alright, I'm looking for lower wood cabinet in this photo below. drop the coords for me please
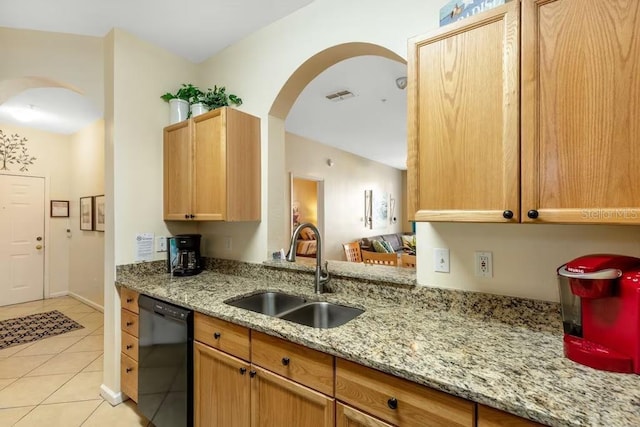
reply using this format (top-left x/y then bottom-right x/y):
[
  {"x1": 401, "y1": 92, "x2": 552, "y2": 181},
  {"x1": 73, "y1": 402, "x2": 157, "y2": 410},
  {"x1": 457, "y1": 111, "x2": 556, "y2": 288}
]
[
  {"x1": 336, "y1": 402, "x2": 393, "y2": 427},
  {"x1": 251, "y1": 365, "x2": 334, "y2": 427},
  {"x1": 194, "y1": 341, "x2": 250, "y2": 427},
  {"x1": 477, "y1": 405, "x2": 544, "y2": 427}
]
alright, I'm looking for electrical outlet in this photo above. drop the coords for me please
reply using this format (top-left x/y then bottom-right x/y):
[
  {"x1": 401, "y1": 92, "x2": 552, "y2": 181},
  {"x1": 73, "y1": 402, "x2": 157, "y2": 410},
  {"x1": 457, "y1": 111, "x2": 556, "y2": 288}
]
[
  {"x1": 156, "y1": 236, "x2": 167, "y2": 252},
  {"x1": 475, "y1": 251, "x2": 493, "y2": 278},
  {"x1": 434, "y1": 248, "x2": 450, "y2": 273},
  {"x1": 224, "y1": 236, "x2": 232, "y2": 251}
]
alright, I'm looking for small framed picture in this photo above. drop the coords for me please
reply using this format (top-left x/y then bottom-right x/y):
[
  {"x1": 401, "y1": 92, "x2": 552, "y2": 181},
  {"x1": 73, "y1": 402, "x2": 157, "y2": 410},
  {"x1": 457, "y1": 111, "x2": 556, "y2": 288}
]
[
  {"x1": 94, "y1": 195, "x2": 105, "y2": 232},
  {"x1": 50, "y1": 200, "x2": 69, "y2": 217},
  {"x1": 80, "y1": 197, "x2": 94, "y2": 231}
]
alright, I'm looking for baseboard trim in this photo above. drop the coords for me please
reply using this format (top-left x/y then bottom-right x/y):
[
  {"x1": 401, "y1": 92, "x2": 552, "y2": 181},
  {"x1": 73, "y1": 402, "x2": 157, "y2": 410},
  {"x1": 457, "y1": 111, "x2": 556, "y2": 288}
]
[
  {"x1": 48, "y1": 291, "x2": 69, "y2": 298},
  {"x1": 68, "y1": 292, "x2": 104, "y2": 312},
  {"x1": 100, "y1": 384, "x2": 127, "y2": 406}
]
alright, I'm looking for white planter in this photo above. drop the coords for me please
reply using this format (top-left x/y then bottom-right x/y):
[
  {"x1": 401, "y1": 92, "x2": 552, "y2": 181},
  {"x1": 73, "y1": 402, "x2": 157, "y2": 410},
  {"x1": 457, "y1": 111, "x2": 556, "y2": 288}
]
[
  {"x1": 169, "y1": 99, "x2": 189, "y2": 124},
  {"x1": 190, "y1": 102, "x2": 209, "y2": 117}
]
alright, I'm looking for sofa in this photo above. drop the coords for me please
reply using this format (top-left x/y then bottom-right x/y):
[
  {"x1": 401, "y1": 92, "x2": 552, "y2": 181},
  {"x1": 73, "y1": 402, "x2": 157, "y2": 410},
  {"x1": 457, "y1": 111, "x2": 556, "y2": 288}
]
[{"x1": 359, "y1": 233, "x2": 414, "y2": 254}]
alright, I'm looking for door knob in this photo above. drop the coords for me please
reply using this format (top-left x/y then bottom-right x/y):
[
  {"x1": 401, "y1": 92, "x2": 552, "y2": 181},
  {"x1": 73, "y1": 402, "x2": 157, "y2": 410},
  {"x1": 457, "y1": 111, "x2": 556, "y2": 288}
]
[
  {"x1": 502, "y1": 210, "x2": 513, "y2": 219},
  {"x1": 527, "y1": 209, "x2": 539, "y2": 219},
  {"x1": 36, "y1": 236, "x2": 42, "y2": 241},
  {"x1": 35, "y1": 245, "x2": 42, "y2": 250}
]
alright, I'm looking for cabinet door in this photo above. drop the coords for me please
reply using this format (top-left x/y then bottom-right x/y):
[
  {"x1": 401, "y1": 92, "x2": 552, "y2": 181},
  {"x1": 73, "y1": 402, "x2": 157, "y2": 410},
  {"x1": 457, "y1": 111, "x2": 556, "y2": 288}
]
[
  {"x1": 192, "y1": 109, "x2": 227, "y2": 221},
  {"x1": 250, "y1": 366, "x2": 334, "y2": 427},
  {"x1": 407, "y1": 2, "x2": 520, "y2": 222},
  {"x1": 477, "y1": 405, "x2": 544, "y2": 427},
  {"x1": 521, "y1": 0, "x2": 640, "y2": 224},
  {"x1": 336, "y1": 402, "x2": 393, "y2": 427},
  {"x1": 164, "y1": 120, "x2": 193, "y2": 220},
  {"x1": 194, "y1": 341, "x2": 250, "y2": 427}
]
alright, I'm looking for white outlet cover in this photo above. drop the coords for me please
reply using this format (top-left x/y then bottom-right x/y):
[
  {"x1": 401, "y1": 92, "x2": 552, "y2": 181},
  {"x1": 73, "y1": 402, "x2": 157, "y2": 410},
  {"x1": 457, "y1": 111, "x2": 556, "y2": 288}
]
[
  {"x1": 475, "y1": 251, "x2": 493, "y2": 278},
  {"x1": 434, "y1": 248, "x2": 450, "y2": 273}
]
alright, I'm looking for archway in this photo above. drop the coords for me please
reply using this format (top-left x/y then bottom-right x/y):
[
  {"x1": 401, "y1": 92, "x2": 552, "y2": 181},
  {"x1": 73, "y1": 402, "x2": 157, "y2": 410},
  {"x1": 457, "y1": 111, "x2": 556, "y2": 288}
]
[{"x1": 267, "y1": 42, "x2": 406, "y2": 255}]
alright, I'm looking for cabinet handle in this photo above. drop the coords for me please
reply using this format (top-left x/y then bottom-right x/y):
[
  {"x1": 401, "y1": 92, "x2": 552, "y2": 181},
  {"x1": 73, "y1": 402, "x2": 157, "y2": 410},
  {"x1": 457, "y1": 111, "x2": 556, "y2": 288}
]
[
  {"x1": 213, "y1": 332, "x2": 221, "y2": 340},
  {"x1": 249, "y1": 370, "x2": 257, "y2": 378},
  {"x1": 502, "y1": 210, "x2": 514, "y2": 219},
  {"x1": 239, "y1": 367, "x2": 247, "y2": 375},
  {"x1": 527, "y1": 209, "x2": 539, "y2": 219},
  {"x1": 190, "y1": 214, "x2": 195, "y2": 219},
  {"x1": 184, "y1": 214, "x2": 189, "y2": 219},
  {"x1": 126, "y1": 367, "x2": 133, "y2": 373},
  {"x1": 126, "y1": 345, "x2": 133, "y2": 350},
  {"x1": 126, "y1": 298, "x2": 133, "y2": 303},
  {"x1": 281, "y1": 357, "x2": 290, "y2": 366},
  {"x1": 387, "y1": 397, "x2": 398, "y2": 410},
  {"x1": 126, "y1": 321, "x2": 134, "y2": 326}
]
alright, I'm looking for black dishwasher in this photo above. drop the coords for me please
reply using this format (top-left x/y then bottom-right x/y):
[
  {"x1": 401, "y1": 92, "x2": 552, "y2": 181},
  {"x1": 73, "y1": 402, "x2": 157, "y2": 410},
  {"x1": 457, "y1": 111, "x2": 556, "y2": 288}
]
[{"x1": 138, "y1": 295, "x2": 193, "y2": 427}]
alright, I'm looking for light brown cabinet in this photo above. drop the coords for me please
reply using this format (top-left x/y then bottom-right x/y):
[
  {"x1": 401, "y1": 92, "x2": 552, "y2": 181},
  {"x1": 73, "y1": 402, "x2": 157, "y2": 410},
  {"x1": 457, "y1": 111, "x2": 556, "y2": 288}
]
[
  {"x1": 119, "y1": 288, "x2": 139, "y2": 402},
  {"x1": 163, "y1": 106, "x2": 261, "y2": 222},
  {"x1": 408, "y1": 0, "x2": 640, "y2": 224},
  {"x1": 194, "y1": 341, "x2": 250, "y2": 427},
  {"x1": 478, "y1": 405, "x2": 544, "y2": 427},
  {"x1": 251, "y1": 366, "x2": 334, "y2": 427},
  {"x1": 336, "y1": 402, "x2": 393, "y2": 427},
  {"x1": 336, "y1": 358, "x2": 475, "y2": 427}
]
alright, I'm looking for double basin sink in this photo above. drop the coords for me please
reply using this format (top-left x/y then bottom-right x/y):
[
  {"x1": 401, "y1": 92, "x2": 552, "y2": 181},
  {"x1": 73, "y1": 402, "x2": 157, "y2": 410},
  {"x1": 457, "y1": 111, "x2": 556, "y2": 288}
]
[{"x1": 225, "y1": 291, "x2": 364, "y2": 329}]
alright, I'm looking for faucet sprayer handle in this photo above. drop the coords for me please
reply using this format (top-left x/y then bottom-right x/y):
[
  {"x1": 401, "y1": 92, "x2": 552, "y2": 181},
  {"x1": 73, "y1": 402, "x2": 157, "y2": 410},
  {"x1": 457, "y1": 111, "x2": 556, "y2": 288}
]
[{"x1": 321, "y1": 261, "x2": 331, "y2": 283}]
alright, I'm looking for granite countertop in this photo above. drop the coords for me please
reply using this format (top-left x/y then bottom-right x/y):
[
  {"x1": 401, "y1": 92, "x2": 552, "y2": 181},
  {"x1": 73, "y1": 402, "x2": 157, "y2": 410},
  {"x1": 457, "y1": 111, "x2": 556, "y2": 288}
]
[{"x1": 117, "y1": 260, "x2": 640, "y2": 427}]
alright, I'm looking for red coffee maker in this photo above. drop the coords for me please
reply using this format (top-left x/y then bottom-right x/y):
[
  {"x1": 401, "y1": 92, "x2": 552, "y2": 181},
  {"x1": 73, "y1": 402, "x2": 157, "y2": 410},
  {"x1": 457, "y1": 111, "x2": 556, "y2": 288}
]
[{"x1": 558, "y1": 254, "x2": 640, "y2": 373}]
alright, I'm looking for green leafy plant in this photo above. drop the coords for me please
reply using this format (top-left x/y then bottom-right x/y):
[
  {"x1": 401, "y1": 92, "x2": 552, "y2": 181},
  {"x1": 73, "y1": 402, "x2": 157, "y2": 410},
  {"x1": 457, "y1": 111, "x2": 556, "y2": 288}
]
[
  {"x1": 160, "y1": 83, "x2": 204, "y2": 103},
  {"x1": 203, "y1": 86, "x2": 243, "y2": 110}
]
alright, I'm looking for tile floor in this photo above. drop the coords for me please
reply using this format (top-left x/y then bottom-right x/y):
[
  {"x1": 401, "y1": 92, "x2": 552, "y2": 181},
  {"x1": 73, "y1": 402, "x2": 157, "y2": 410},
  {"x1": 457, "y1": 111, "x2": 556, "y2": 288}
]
[{"x1": 0, "y1": 296, "x2": 152, "y2": 426}]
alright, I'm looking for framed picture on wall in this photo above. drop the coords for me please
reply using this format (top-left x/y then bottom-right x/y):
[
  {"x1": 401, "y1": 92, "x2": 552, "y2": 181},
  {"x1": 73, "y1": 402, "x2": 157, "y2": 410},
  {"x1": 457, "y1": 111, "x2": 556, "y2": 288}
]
[
  {"x1": 94, "y1": 195, "x2": 105, "y2": 232},
  {"x1": 50, "y1": 200, "x2": 69, "y2": 217},
  {"x1": 80, "y1": 196, "x2": 94, "y2": 231}
]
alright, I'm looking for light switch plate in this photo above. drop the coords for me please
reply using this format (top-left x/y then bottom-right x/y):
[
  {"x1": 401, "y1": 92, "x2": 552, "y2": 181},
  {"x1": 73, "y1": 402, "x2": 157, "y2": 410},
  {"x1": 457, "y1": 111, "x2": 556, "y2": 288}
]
[{"x1": 434, "y1": 248, "x2": 450, "y2": 273}]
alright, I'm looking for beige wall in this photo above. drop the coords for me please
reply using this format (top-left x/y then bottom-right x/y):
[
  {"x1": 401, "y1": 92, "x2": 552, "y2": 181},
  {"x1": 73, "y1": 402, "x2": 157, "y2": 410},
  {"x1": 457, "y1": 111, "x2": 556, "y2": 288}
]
[
  {"x1": 0, "y1": 27, "x2": 103, "y2": 112},
  {"x1": 68, "y1": 120, "x2": 105, "y2": 306},
  {"x1": 0, "y1": 123, "x2": 71, "y2": 297},
  {"x1": 292, "y1": 178, "x2": 318, "y2": 226},
  {"x1": 286, "y1": 133, "x2": 404, "y2": 260}
]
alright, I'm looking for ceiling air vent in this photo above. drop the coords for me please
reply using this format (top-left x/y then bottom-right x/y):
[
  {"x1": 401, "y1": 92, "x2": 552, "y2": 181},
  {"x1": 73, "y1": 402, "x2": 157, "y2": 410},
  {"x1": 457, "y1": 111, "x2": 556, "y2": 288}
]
[{"x1": 325, "y1": 90, "x2": 355, "y2": 102}]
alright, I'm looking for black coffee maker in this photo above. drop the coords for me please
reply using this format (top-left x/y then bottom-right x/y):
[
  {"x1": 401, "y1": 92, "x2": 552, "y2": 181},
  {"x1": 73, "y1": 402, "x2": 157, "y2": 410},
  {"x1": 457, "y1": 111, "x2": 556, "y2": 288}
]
[{"x1": 172, "y1": 234, "x2": 202, "y2": 276}]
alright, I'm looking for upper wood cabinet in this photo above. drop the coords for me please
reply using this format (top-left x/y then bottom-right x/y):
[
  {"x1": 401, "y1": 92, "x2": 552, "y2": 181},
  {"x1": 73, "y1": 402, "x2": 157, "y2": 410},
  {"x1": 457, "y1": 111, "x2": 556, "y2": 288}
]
[
  {"x1": 163, "y1": 107, "x2": 261, "y2": 222},
  {"x1": 407, "y1": 2, "x2": 519, "y2": 223},
  {"x1": 521, "y1": 0, "x2": 640, "y2": 224},
  {"x1": 408, "y1": 0, "x2": 640, "y2": 224}
]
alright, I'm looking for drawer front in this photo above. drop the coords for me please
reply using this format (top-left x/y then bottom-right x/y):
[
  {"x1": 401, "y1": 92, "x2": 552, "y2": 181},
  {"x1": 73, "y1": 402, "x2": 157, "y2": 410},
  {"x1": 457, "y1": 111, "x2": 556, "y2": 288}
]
[
  {"x1": 251, "y1": 331, "x2": 334, "y2": 396},
  {"x1": 121, "y1": 309, "x2": 139, "y2": 338},
  {"x1": 120, "y1": 288, "x2": 139, "y2": 314},
  {"x1": 336, "y1": 402, "x2": 394, "y2": 427},
  {"x1": 478, "y1": 405, "x2": 544, "y2": 427},
  {"x1": 121, "y1": 353, "x2": 138, "y2": 402},
  {"x1": 121, "y1": 331, "x2": 139, "y2": 361},
  {"x1": 194, "y1": 312, "x2": 250, "y2": 361},
  {"x1": 336, "y1": 359, "x2": 475, "y2": 427}
]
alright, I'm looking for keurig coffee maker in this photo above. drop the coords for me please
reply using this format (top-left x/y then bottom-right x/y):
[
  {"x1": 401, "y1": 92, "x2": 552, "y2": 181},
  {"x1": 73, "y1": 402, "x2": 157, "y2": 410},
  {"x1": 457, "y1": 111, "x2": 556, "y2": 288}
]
[
  {"x1": 172, "y1": 234, "x2": 202, "y2": 276},
  {"x1": 557, "y1": 254, "x2": 640, "y2": 373}
]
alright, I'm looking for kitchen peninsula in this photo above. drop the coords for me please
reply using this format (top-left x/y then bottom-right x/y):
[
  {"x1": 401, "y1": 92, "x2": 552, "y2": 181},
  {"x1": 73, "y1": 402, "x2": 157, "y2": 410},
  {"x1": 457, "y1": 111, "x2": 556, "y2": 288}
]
[{"x1": 116, "y1": 258, "x2": 640, "y2": 427}]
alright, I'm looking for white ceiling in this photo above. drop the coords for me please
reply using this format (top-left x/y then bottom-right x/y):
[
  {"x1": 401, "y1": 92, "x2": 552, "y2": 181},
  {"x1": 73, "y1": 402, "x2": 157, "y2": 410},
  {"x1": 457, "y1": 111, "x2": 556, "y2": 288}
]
[
  {"x1": 286, "y1": 56, "x2": 407, "y2": 170},
  {"x1": 0, "y1": 0, "x2": 408, "y2": 169}
]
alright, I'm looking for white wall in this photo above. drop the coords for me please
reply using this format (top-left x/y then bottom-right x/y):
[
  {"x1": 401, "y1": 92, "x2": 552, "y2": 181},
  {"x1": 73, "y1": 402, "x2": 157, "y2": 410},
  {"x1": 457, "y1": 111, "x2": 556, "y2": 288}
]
[
  {"x1": 0, "y1": 123, "x2": 71, "y2": 297},
  {"x1": 286, "y1": 132, "x2": 404, "y2": 260},
  {"x1": 0, "y1": 27, "x2": 104, "y2": 113},
  {"x1": 68, "y1": 119, "x2": 105, "y2": 307}
]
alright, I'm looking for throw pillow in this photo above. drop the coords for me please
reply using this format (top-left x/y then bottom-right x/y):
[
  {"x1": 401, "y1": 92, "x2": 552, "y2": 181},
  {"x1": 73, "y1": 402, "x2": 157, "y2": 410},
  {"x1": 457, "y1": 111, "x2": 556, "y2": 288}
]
[
  {"x1": 381, "y1": 240, "x2": 394, "y2": 253},
  {"x1": 372, "y1": 240, "x2": 390, "y2": 253}
]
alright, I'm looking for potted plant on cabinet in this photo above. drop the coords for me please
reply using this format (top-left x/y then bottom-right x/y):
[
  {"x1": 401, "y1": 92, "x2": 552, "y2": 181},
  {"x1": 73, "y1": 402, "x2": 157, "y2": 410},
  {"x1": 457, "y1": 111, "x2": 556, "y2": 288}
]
[
  {"x1": 161, "y1": 83, "x2": 206, "y2": 123},
  {"x1": 203, "y1": 86, "x2": 243, "y2": 110}
]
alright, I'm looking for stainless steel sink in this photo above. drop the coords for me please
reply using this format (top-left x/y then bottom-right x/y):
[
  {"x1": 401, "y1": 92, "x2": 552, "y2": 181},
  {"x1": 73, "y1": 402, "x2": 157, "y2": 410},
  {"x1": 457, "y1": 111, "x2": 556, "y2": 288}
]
[
  {"x1": 278, "y1": 302, "x2": 364, "y2": 329},
  {"x1": 225, "y1": 291, "x2": 306, "y2": 316},
  {"x1": 225, "y1": 292, "x2": 364, "y2": 329}
]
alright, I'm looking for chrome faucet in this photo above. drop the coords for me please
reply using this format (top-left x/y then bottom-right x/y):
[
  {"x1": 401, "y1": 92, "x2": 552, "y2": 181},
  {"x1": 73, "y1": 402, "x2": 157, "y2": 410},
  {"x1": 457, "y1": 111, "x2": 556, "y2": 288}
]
[{"x1": 286, "y1": 223, "x2": 330, "y2": 294}]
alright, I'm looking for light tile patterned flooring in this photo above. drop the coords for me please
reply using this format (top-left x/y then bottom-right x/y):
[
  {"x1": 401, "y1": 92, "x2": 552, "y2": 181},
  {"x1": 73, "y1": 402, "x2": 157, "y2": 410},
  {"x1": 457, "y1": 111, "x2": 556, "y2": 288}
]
[{"x1": 0, "y1": 296, "x2": 151, "y2": 426}]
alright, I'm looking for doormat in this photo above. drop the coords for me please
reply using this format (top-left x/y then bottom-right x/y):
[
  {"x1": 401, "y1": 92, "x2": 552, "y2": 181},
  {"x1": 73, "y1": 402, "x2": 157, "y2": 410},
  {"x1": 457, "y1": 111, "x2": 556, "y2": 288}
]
[{"x1": 0, "y1": 310, "x2": 84, "y2": 350}]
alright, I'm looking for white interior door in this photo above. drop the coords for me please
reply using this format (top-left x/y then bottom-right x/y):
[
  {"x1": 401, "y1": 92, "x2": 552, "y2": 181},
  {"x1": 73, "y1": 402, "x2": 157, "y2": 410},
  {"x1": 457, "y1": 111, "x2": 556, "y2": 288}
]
[{"x1": 0, "y1": 175, "x2": 45, "y2": 306}]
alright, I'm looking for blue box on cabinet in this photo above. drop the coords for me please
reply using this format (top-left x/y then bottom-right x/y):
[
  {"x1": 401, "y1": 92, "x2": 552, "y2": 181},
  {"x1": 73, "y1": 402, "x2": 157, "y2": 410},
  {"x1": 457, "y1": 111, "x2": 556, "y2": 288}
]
[{"x1": 439, "y1": 0, "x2": 511, "y2": 27}]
